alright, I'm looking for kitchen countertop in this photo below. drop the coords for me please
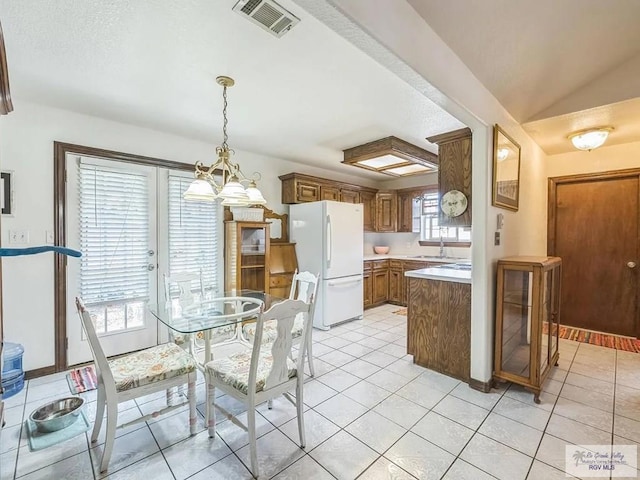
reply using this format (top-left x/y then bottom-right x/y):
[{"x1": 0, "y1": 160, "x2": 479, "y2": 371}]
[
  {"x1": 404, "y1": 266, "x2": 472, "y2": 284},
  {"x1": 363, "y1": 254, "x2": 467, "y2": 262}
]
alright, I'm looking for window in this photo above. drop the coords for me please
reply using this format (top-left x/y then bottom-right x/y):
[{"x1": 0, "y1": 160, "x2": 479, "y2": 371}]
[
  {"x1": 78, "y1": 162, "x2": 150, "y2": 334},
  {"x1": 167, "y1": 174, "x2": 221, "y2": 297},
  {"x1": 418, "y1": 191, "x2": 471, "y2": 243}
]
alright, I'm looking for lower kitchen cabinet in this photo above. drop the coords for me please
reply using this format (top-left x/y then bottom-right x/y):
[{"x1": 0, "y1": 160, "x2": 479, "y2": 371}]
[
  {"x1": 363, "y1": 263, "x2": 373, "y2": 308},
  {"x1": 388, "y1": 263, "x2": 403, "y2": 304},
  {"x1": 372, "y1": 268, "x2": 389, "y2": 305}
]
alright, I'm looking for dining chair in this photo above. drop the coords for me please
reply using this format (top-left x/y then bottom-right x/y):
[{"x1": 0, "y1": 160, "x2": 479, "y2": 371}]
[
  {"x1": 242, "y1": 270, "x2": 319, "y2": 376},
  {"x1": 76, "y1": 298, "x2": 198, "y2": 473},
  {"x1": 164, "y1": 271, "x2": 237, "y2": 354},
  {"x1": 205, "y1": 297, "x2": 314, "y2": 478}
]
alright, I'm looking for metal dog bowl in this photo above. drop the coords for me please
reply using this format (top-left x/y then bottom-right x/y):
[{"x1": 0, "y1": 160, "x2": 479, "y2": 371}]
[{"x1": 29, "y1": 396, "x2": 85, "y2": 433}]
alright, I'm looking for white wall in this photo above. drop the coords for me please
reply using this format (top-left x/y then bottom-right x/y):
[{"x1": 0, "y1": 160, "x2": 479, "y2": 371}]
[
  {"x1": 0, "y1": 101, "x2": 379, "y2": 371},
  {"x1": 298, "y1": 0, "x2": 550, "y2": 383},
  {"x1": 547, "y1": 140, "x2": 640, "y2": 178}
]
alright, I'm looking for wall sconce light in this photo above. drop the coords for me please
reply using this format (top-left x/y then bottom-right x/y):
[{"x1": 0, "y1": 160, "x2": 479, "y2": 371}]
[{"x1": 568, "y1": 127, "x2": 613, "y2": 151}]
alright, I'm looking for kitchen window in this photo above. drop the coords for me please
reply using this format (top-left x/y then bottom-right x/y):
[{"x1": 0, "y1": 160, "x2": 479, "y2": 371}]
[{"x1": 418, "y1": 191, "x2": 471, "y2": 245}]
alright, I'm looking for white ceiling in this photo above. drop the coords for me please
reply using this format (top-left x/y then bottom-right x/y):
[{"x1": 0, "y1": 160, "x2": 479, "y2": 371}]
[
  {"x1": 0, "y1": 0, "x2": 465, "y2": 180},
  {"x1": 407, "y1": 0, "x2": 640, "y2": 155}
]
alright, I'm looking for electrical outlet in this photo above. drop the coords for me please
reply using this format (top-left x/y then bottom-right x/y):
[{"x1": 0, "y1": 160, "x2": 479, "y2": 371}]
[
  {"x1": 9, "y1": 230, "x2": 29, "y2": 245},
  {"x1": 494, "y1": 231, "x2": 501, "y2": 246}
]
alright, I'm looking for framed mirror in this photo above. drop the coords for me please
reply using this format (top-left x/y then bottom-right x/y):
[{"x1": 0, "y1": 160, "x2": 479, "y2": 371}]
[{"x1": 492, "y1": 124, "x2": 521, "y2": 211}]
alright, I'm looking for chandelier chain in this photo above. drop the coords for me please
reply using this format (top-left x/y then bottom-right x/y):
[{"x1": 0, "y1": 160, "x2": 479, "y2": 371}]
[{"x1": 221, "y1": 84, "x2": 229, "y2": 150}]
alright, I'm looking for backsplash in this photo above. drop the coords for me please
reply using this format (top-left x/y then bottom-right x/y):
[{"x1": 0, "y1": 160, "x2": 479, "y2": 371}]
[{"x1": 364, "y1": 232, "x2": 471, "y2": 259}]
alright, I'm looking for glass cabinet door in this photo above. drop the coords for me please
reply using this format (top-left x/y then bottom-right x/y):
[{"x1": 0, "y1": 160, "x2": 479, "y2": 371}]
[
  {"x1": 550, "y1": 267, "x2": 560, "y2": 358},
  {"x1": 540, "y1": 270, "x2": 552, "y2": 374},
  {"x1": 500, "y1": 269, "x2": 533, "y2": 378},
  {"x1": 239, "y1": 226, "x2": 267, "y2": 291}
]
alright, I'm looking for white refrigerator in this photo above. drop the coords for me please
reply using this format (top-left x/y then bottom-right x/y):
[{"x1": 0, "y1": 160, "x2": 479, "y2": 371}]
[{"x1": 289, "y1": 201, "x2": 364, "y2": 330}]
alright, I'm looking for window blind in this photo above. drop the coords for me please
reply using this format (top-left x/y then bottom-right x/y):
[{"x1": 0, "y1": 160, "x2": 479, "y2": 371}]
[
  {"x1": 168, "y1": 175, "x2": 220, "y2": 292},
  {"x1": 79, "y1": 163, "x2": 150, "y2": 306}
]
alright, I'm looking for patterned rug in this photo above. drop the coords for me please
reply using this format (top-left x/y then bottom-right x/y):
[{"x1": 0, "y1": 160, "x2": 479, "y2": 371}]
[
  {"x1": 66, "y1": 365, "x2": 97, "y2": 394},
  {"x1": 548, "y1": 325, "x2": 640, "y2": 353},
  {"x1": 392, "y1": 308, "x2": 407, "y2": 316}
]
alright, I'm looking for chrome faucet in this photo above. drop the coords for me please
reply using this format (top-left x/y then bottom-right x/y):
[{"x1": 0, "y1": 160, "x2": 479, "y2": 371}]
[{"x1": 439, "y1": 234, "x2": 445, "y2": 258}]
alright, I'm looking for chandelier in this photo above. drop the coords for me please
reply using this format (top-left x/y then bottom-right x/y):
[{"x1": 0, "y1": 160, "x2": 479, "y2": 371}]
[{"x1": 183, "y1": 76, "x2": 266, "y2": 206}]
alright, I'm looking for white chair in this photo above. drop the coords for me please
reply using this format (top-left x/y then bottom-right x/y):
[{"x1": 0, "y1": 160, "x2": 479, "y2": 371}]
[
  {"x1": 163, "y1": 272, "x2": 236, "y2": 354},
  {"x1": 242, "y1": 270, "x2": 319, "y2": 376},
  {"x1": 76, "y1": 298, "x2": 198, "y2": 473},
  {"x1": 205, "y1": 298, "x2": 314, "y2": 478}
]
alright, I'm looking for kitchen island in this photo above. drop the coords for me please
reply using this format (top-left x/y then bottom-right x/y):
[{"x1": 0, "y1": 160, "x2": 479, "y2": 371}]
[{"x1": 405, "y1": 265, "x2": 471, "y2": 382}]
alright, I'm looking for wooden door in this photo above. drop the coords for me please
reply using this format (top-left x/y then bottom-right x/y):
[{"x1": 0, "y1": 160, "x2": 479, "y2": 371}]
[
  {"x1": 375, "y1": 192, "x2": 397, "y2": 232},
  {"x1": 549, "y1": 172, "x2": 639, "y2": 337},
  {"x1": 361, "y1": 191, "x2": 376, "y2": 232}
]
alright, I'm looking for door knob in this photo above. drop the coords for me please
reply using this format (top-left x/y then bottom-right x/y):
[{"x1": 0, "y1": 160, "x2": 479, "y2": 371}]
[
  {"x1": 147, "y1": 264, "x2": 155, "y2": 271},
  {"x1": 628, "y1": 261, "x2": 637, "y2": 269}
]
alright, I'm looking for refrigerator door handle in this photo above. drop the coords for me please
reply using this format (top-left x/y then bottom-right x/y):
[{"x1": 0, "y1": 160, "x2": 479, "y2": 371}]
[
  {"x1": 327, "y1": 277, "x2": 363, "y2": 287},
  {"x1": 326, "y1": 214, "x2": 332, "y2": 269}
]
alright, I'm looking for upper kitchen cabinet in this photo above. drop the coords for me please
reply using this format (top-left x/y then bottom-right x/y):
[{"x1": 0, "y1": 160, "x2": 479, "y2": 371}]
[
  {"x1": 375, "y1": 191, "x2": 397, "y2": 232},
  {"x1": 426, "y1": 128, "x2": 472, "y2": 227},
  {"x1": 279, "y1": 172, "x2": 377, "y2": 230}
]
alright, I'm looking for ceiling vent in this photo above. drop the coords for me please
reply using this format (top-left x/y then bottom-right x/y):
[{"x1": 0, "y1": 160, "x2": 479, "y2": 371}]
[{"x1": 233, "y1": 0, "x2": 300, "y2": 38}]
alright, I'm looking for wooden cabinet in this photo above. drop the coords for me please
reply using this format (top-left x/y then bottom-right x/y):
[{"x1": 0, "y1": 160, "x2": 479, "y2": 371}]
[
  {"x1": 388, "y1": 261, "x2": 403, "y2": 304},
  {"x1": 396, "y1": 191, "x2": 415, "y2": 233},
  {"x1": 372, "y1": 261, "x2": 389, "y2": 305},
  {"x1": 407, "y1": 276, "x2": 471, "y2": 381},
  {"x1": 493, "y1": 256, "x2": 562, "y2": 403},
  {"x1": 375, "y1": 191, "x2": 397, "y2": 232},
  {"x1": 360, "y1": 191, "x2": 376, "y2": 232},
  {"x1": 320, "y1": 185, "x2": 340, "y2": 201},
  {"x1": 268, "y1": 243, "x2": 298, "y2": 298},
  {"x1": 363, "y1": 262, "x2": 373, "y2": 308},
  {"x1": 297, "y1": 180, "x2": 320, "y2": 203},
  {"x1": 340, "y1": 188, "x2": 360, "y2": 204},
  {"x1": 224, "y1": 221, "x2": 271, "y2": 293},
  {"x1": 427, "y1": 128, "x2": 472, "y2": 227}
]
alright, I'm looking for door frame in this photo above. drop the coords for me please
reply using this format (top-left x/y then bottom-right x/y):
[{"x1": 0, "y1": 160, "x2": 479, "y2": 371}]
[
  {"x1": 547, "y1": 167, "x2": 640, "y2": 338},
  {"x1": 53, "y1": 142, "x2": 192, "y2": 373}
]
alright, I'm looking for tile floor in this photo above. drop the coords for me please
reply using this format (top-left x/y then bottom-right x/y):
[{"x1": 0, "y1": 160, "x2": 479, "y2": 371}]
[{"x1": 1, "y1": 303, "x2": 639, "y2": 479}]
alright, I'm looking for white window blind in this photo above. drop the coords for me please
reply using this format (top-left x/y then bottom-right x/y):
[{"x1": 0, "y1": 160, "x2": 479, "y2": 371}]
[
  {"x1": 419, "y1": 192, "x2": 471, "y2": 242},
  {"x1": 79, "y1": 162, "x2": 150, "y2": 307},
  {"x1": 168, "y1": 175, "x2": 219, "y2": 292}
]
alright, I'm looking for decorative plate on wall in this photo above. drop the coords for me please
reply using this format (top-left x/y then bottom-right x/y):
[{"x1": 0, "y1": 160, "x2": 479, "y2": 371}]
[{"x1": 440, "y1": 190, "x2": 468, "y2": 217}]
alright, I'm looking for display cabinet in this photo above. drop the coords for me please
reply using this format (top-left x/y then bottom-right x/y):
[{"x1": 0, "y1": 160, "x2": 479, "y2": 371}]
[
  {"x1": 225, "y1": 221, "x2": 270, "y2": 293},
  {"x1": 494, "y1": 256, "x2": 562, "y2": 403}
]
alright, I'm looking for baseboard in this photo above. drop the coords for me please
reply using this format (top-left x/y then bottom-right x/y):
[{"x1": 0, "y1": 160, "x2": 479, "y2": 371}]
[
  {"x1": 468, "y1": 377, "x2": 492, "y2": 393},
  {"x1": 25, "y1": 365, "x2": 56, "y2": 380}
]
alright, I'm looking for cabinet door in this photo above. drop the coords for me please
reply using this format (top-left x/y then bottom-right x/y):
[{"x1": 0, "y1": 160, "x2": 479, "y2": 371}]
[
  {"x1": 388, "y1": 268, "x2": 403, "y2": 303},
  {"x1": 372, "y1": 269, "x2": 389, "y2": 304},
  {"x1": 360, "y1": 191, "x2": 376, "y2": 232},
  {"x1": 340, "y1": 188, "x2": 360, "y2": 204},
  {"x1": 397, "y1": 193, "x2": 414, "y2": 232},
  {"x1": 297, "y1": 181, "x2": 320, "y2": 202},
  {"x1": 320, "y1": 185, "x2": 340, "y2": 201},
  {"x1": 375, "y1": 192, "x2": 397, "y2": 232},
  {"x1": 363, "y1": 270, "x2": 373, "y2": 307}
]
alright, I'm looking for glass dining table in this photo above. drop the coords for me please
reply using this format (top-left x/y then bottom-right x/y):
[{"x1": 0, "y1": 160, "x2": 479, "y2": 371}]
[{"x1": 147, "y1": 290, "x2": 287, "y2": 366}]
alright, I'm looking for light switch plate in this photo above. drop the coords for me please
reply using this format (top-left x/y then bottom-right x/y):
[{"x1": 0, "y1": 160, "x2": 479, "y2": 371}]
[{"x1": 494, "y1": 231, "x2": 501, "y2": 246}]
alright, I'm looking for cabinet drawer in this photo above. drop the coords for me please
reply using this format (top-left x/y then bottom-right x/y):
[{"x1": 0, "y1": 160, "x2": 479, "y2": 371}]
[
  {"x1": 403, "y1": 260, "x2": 429, "y2": 271},
  {"x1": 389, "y1": 259, "x2": 403, "y2": 269},
  {"x1": 270, "y1": 275, "x2": 292, "y2": 288},
  {"x1": 363, "y1": 261, "x2": 373, "y2": 272},
  {"x1": 372, "y1": 259, "x2": 389, "y2": 270}
]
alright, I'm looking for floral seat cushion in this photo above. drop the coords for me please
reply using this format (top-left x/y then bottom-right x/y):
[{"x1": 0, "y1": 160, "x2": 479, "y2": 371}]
[
  {"x1": 109, "y1": 343, "x2": 197, "y2": 393},
  {"x1": 206, "y1": 351, "x2": 297, "y2": 395},
  {"x1": 242, "y1": 314, "x2": 304, "y2": 344},
  {"x1": 173, "y1": 325, "x2": 237, "y2": 348}
]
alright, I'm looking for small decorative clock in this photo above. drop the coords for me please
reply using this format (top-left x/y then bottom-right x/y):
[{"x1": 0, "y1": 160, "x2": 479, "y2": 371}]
[{"x1": 440, "y1": 190, "x2": 468, "y2": 217}]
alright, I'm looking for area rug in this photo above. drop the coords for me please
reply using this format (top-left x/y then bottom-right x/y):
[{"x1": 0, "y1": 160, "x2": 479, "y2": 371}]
[
  {"x1": 25, "y1": 409, "x2": 90, "y2": 451},
  {"x1": 392, "y1": 308, "x2": 407, "y2": 316},
  {"x1": 552, "y1": 325, "x2": 640, "y2": 353},
  {"x1": 66, "y1": 366, "x2": 97, "y2": 394}
]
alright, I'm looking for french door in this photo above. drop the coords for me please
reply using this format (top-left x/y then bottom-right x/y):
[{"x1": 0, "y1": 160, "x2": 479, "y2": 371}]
[{"x1": 66, "y1": 156, "x2": 159, "y2": 365}]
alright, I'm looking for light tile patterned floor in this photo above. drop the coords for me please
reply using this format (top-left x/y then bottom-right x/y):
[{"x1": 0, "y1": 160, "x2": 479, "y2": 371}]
[{"x1": 1, "y1": 303, "x2": 638, "y2": 479}]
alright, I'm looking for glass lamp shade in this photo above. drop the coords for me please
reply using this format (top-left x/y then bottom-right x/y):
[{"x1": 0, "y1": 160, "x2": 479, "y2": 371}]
[
  {"x1": 245, "y1": 184, "x2": 267, "y2": 205},
  {"x1": 569, "y1": 129, "x2": 611, "y2": 151},
  {"x1": 218, "y1": 178, "x2": 248, "y2": 199},
  {"x1": 221, "y1": 195, "x2": 250, "y2": 206},
  {"x1": 183, "y1": 178, "x2": 217, "y2": 202}
]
